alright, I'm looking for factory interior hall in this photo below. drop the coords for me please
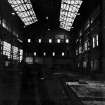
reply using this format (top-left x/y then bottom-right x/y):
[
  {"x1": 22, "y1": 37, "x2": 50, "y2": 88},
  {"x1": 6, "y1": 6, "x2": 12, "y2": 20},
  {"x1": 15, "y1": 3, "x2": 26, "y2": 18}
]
[{"x1": 0, "y1": 0, "x2": 105, "y2": 105}]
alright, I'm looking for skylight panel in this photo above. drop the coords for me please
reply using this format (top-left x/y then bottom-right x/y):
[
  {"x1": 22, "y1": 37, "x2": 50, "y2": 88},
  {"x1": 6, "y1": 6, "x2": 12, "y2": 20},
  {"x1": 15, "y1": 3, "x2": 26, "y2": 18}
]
[
  {"x1": 8, "y1": 0, "x2": 17, "y2": 4},
  {"x1": 29, "y1": 10, "x2": 34, "y2": 15},
  {"x1": 27, "y1": 11, "x2": 30, "y2": 15},
  {"x1": 25, "y1": 22, "x2": 29, "y2": 25},
  {"x1": 16, "y1": 0, "x2": 21, "y2": 4},
  {"x1": 23, "y1": 5, "x2": 27, "y2": 10},
  {"x1": 8, "y1": 0, "x2": 38, "y2": 26},
  {"x1": 60, "y1": 0, "x2": 83, "y2": 31},
  {"x1": 23, "y1": 18, "x2": 27, "y2": 22},
  {"x1": 26, "y1": 4, "x2": 32, "y2": 9},
  {"x1": 19, "y1": 5, "x2": 25, "y2": 11},
  {"x1": 26, "y1": 17, "x2": 30, "y2": 22}
]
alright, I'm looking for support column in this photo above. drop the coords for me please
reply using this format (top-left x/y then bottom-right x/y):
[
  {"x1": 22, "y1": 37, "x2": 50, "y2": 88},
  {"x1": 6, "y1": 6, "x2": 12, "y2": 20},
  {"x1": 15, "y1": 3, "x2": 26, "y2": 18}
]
[{"x1": 101, "y1": 0, "x2": 105, "y2": 73}]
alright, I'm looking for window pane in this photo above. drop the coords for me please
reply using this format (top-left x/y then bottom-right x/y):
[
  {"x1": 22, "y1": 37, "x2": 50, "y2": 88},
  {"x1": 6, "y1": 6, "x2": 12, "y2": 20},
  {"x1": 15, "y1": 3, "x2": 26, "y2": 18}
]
[
  {"x1": 93, "y1": 37, "x2": 95, "y2": 48},
  {"x1": 3, "y1": 41, "x2": 11, "y2": 59},
  {"x1": 8, "y1": 0, "x2": 38, "y2": 26},
  {"x1": 96, "y1": 34, "x2": 99, "y2": 46},
  {"x1": 60, "y1": 0, "x2": 83, "y2": 31}
]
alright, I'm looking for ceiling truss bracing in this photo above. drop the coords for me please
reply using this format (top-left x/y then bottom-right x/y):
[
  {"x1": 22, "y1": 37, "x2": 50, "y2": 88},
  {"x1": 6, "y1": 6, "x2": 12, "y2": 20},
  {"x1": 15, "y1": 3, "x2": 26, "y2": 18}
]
[
  {"x1": 8, "y1": 0, "x2": 38, "y2": 26},
  {"x1": 60, "y1": 0, "x2": 83, "y2": 31}
]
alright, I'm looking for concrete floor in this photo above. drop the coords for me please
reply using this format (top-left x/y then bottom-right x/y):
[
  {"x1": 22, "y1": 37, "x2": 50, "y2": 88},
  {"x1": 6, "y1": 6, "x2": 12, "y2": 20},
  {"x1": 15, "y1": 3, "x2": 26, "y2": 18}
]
[
  {"x1": 0, "y1": 69, "x2": 21, "y2": 105},
  {"x1": 0, "y1": 68, "x2": 105, "y2": 105},
  {"x1": 56, "y1": 71, "x2": 105, "y2": 105}
]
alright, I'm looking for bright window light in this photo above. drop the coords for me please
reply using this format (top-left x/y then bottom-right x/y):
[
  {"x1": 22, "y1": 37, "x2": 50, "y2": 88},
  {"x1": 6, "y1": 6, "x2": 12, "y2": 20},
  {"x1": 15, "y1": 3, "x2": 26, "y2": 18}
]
[
  {"x1": 96, "y1": 34, "x2": 99, "y2": 46},
  {"x1": 43, "y1": 52, "x2": 46, "y2": 56},
  {"x1": 57, "y1": 39, "x2": 61, "y2": 43},
  {"x1": 8, "y1": 0, "x2": 38, "y2": 26},
  {"x1": 12, "y1": 46, "x2": 18, "y2": 60},
  {"x1": 20, "y1": 49, "x2": 23, "y2": 62},
  {"x1": 11, "y1": 12, "x2": 15, "y2": 15},
  {"x1": 53, "y1": 52, "x2": 55, "y2": 56},
  {"x1": 62, "y1": 52, "x2": 65, "y2": 56},
  {"x1": 84, "y1": 41, "x2": 88, "y2": 51},
  {"x1": 65, "y1": 39, "x2": 69, "y2": 43},
  {"x1": 46, "y1": 16, "x2": 48, "y2": 20},
  {"x1": 60, "y1": 0, "x2": 83, "y2": 31},
  {"x1": 3, "y1": 41, "x2": 11, "y2": 59},
  {"x1": 34, "y1": 52, "x2": 36, "y2": 56},
  {"x1": 38, "y1": 39, "x2": 42, "y2": 43},
  {"x1": 28, "y1": 39, "x2": 31, "y2": 43},
  {"x1": 93, "y1": 37, "x2": 95, "y2": 48},
  {"x1": 49, "y1": 39, "x2": 52, "y2": 43}
]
